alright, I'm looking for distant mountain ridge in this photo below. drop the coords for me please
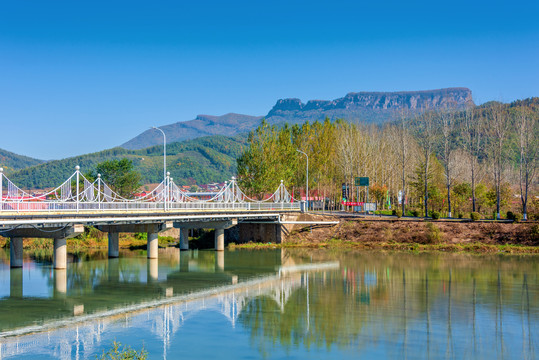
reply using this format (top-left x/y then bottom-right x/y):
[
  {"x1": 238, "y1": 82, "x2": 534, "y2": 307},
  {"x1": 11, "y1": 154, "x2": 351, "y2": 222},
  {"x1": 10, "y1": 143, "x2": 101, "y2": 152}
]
[
  {"x1": 122, "y1": 113, "x2": 262, "y2": 150},
  {"x1": 0, "y1": 148, "x2": 45, "y2": 173},
  {"x1": 121, "y1": 87, "x2": 473, "y2": 150}
]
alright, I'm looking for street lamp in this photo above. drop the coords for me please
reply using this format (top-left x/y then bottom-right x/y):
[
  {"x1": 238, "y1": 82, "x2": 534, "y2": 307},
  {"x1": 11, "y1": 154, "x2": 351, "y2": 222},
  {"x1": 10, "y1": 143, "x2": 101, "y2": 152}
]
[
  {"x1": 296, "y1": 149, "x2": 309, "y2": 211},
  {"x1": 152, "y1": 127, "x2": 167, "y2": 210},
  {"x1": 151, "y1": 127, "x2": 167, "y2": 186}
]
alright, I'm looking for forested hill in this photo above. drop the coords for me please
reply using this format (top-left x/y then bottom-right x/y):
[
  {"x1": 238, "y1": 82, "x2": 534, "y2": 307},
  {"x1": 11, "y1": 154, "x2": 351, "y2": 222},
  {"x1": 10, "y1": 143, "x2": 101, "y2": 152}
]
[
  {"x1": 0, "y1": 148, "x2": 45, "y2": 173},
  {"x1": 9, "y1": 135, "x2": 246, "y2": 189}
]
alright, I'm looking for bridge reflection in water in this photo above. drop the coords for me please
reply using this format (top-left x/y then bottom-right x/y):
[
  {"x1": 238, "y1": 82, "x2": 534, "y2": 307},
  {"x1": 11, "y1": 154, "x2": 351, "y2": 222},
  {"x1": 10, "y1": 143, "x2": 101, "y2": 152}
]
[{"x1": 0, "y1": 248, "x2": 337, "y2": 359}]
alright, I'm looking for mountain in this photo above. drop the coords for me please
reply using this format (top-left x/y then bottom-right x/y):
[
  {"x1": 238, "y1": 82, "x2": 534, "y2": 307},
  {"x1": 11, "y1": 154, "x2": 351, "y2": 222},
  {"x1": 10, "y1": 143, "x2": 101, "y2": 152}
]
[
  {"x1": 120, "y1": 88, "x2": 473, "y2": 149},
  {"x1": 122, "y1": 113, "x2": 262, "y2": 150},
  {"x1": 266, "y1": 87, "x2": 473, "y2": 125},
  {"x1": 0, "y1": 148, "x2": 45, "y2": 173},
  {"x1": 8, "y1": 135, "x2": 246, "y2": 189}
]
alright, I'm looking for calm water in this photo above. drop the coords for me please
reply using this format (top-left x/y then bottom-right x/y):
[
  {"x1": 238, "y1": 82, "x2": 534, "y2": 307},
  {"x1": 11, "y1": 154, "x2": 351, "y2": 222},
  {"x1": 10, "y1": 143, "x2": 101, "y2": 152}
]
[{"x1": 0, "y1": 248, "x2": 537, "y2": 359}]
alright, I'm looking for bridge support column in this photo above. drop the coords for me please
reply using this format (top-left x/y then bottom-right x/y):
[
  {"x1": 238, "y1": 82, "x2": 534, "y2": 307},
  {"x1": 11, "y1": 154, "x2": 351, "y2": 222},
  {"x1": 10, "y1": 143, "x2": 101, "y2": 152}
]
[
  {"x1": 9, "y1": 237, "x2": 23, "y2": 268},
  {"x1": 215, "y1": 228, "x2": 225, "y2": 251},
  {"x1": 53, "y1": 238, "x2": 67, "y2": 269},
  {"x1": 108, "y1": 258, "x2": 120, "y2": 282},
  {"x1": 108, "y1": 232, "x2": 119, "y2": 258},
  {"x1": 10, "y1": 268, "x2": 23, "y2": 298},
  {"x1": 147, "y1": 232, "x2": 158, "y2": 259},
  {"x1": 179, "y1": 228, "x2": 189, "y2": 250}
]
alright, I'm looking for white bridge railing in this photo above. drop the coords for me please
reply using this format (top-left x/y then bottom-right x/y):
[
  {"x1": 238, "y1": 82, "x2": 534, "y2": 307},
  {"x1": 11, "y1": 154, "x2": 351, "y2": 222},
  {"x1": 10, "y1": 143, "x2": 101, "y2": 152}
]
[{"x1": 0, "y1": 166, "x2": 300, "y2": 213}]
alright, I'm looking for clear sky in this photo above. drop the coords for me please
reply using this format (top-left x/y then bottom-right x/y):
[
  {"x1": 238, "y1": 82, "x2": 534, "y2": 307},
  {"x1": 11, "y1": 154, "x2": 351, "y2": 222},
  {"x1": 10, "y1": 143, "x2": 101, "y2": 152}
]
[{"x1": 1, "y1": 0, "x2": 538, "y2": 160}]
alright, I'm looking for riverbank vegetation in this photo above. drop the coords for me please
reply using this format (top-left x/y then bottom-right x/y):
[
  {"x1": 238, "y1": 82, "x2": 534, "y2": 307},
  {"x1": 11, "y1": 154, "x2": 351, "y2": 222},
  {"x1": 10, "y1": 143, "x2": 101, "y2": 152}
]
[{"x1": 237, "y1": 98, "x2": 538, "y2": 221}]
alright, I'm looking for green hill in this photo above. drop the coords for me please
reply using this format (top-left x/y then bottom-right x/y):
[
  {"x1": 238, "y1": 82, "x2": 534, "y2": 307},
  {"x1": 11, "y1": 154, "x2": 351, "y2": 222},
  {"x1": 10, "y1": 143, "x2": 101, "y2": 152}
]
[
  {"x1": 8, "y1": 135, "x2": 247, "y2": 189},
  {"x1": 0, "y1": 148, "x2": 45, "y2": 174}
]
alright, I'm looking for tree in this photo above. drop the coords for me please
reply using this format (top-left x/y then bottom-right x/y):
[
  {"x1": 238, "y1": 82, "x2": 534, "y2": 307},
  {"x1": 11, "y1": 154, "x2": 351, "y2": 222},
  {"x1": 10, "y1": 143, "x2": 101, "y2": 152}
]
[
  {"x1": 90, "y1": 158, "x2": 142, "y2": 198},
  {"x1": 515, "y1": 107, "x2": 539, "y2": 220},
  {"x1": 487, "y1": 103, "x2": 510, "y2": 219},
  {"x1": 462, "y1": 106, "x2": 484, "y2": 212},
  {"x1": 413, "y1": 110, "x2": 437, "y2": 217},
  {"x1": 438, "y1": 109, "x2": 457, "y2": 217}
]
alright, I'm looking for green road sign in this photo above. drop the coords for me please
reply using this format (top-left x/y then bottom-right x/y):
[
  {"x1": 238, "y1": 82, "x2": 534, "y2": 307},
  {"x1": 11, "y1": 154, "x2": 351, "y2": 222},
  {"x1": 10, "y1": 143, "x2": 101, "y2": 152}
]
[{"x1": 355, "y1": 177, "x2": 369, "y2": 186}]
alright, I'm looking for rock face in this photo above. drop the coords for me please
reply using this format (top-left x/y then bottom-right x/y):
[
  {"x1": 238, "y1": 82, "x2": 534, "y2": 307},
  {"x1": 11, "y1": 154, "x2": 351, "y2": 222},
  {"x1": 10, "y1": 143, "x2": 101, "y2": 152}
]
[
  {"x1": 121, "y1": 88, "x2": 473, "y2": 149},
  {"x1": 265, "y1": 87, "x2": 473, "y2": 125},
  {"x1": 121, "y1": 113, "x2": 263, "y2": 150}
]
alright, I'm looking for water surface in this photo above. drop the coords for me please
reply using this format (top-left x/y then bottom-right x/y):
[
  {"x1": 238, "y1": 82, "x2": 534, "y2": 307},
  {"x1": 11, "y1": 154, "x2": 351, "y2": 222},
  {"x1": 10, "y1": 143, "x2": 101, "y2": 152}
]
[{"x1": 0, "y1": 248, "x2": 537, "y2": 359}]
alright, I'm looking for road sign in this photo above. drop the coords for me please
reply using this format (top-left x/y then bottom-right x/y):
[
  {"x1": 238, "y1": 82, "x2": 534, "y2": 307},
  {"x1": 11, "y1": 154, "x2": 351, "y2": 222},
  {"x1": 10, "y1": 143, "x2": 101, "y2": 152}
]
[{"x1": 355, "y1": 177, "x2": 369, "y2": 186}]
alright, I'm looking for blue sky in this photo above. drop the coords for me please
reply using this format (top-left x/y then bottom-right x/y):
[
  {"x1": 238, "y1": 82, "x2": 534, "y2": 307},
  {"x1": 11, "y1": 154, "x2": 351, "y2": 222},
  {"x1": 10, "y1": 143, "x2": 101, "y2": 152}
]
[{"x1": 1, "y1": 0, "x2": 538, "y2": 159}]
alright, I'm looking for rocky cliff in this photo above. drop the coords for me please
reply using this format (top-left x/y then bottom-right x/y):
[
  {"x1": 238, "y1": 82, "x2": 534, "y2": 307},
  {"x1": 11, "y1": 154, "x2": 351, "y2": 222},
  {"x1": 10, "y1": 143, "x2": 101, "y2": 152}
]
[{"x1": 266, "y1": 87, "x2": 473, "y2": 125}]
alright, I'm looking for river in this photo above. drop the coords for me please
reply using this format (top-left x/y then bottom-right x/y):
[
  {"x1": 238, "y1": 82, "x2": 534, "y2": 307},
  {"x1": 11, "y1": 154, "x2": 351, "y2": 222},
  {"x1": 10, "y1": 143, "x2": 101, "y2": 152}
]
[{"x1": 0, "y1": 248, "x2": 537, "y2": 359}]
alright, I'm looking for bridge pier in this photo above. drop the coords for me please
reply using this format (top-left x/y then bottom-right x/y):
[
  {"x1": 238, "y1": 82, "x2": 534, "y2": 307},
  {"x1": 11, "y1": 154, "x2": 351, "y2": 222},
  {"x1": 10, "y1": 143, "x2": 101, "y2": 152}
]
[
  {"x1": 215, "y1": 228, "x2": 225, "y2": 251},
  {"x1": 9, "y1": 237, "x2": 23, "y2": 268},
  {"x1": 53, "y1": 238, "x2": 67, "y2": 269},
  {"x1": 147, "y1": 232, "x2": 159, "y2": 259},
  {"x1": 4, "y1": 225, "x2": 83, "y2": 269},
  {"x1": 179, "y1": 228, "x2": 189, "y2": 250},
  {"x1": 108, "y1": 233, "x2": 119, "y2": 258}
]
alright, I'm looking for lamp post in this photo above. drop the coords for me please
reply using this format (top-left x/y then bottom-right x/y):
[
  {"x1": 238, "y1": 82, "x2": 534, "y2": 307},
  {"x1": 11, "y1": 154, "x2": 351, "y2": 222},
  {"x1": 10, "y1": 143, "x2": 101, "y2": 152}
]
[
  {"x1": 152, "y1": 127, "x2": 167, "y2": 209},
  {"x1": 296, "y1": 149, "x2": 309, "y2": 211}
]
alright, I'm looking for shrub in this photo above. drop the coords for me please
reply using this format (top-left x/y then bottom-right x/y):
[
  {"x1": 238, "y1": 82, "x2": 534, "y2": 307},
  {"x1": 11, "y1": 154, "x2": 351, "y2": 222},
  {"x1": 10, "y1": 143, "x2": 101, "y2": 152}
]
[
  {"x1": 457, "y1": 213, "x2": 463, "y2": 219},
  {"x1": 395, "y1": 209, "x2": 403, "y2": 218},
  {"x1": 429, "y1": 211, "x2": 440, "y2": 220},
  {"x1": 411, "y1": 210, "x2": 419, "y2": 217},
  {"x1": 470, "y1": 212, "x2": 481, "y2": 221},
  {"x1": 530, "y1": 224, "x2": 539, "y2": 237},
  {"x1": 506, "y1": 211, "x2": 522, "y2": 222},
  {"x1": 97, "y1": 341, "x2": 147, "y2": 360},
  {"x1": 425, "y1": 222, "x2": 443, "y2": 244}
]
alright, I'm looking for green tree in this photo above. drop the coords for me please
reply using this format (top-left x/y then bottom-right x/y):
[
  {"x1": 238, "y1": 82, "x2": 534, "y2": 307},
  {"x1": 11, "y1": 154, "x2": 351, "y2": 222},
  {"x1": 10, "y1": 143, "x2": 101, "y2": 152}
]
[{"x1": 89, "y1": 158, "x2": 142, "y2": 198}]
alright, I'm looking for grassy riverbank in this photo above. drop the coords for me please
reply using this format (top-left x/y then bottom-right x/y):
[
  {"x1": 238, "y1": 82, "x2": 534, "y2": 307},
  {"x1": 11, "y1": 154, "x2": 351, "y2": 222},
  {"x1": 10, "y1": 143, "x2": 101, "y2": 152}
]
[{"x1": 231, "y1": 216, "x2": 539, "y2": 254}]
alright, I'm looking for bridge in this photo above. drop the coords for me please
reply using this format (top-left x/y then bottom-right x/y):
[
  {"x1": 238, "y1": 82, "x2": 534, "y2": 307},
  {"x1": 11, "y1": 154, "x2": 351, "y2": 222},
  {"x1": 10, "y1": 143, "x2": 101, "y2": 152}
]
[{"x1": 0, "y1": 166, "x2": 308, "y2": 269}]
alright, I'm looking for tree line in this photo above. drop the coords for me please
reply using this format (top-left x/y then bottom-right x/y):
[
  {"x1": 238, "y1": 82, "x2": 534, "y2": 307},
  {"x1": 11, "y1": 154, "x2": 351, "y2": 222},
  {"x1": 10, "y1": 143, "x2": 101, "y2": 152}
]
[{"x1": 236, "y1": 98, "x2": 539, "y2": 220}]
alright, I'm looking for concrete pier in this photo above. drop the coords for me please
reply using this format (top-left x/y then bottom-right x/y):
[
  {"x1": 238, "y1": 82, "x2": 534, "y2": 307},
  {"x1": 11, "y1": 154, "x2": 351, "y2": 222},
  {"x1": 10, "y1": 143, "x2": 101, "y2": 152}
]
[
  {"x1": 179, "y1": 228, "x2": 189, "y2": 251},
  {"x1": 147, "y1": 232, "x2": 159, "y2": 259},
  {"x1": 215, "y1": 228, "x2": 225, "y2": 251},
  {"x1": 9, "y1": 237, "x2": 23, "y2": 268},
  {"x1": 53, "y1": 238, "x2": 67, "y2": 269},
  {"x1": 108, "y1": 233, "x2": 119, "y2": 258}
]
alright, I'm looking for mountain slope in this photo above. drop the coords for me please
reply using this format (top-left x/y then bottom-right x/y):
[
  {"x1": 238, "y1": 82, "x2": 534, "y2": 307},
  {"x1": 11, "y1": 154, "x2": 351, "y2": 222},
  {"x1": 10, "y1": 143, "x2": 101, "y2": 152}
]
[
  {"x1": 121, "y1": 113, "x2": 262, "y2": 150},
  {"x1": 9, "y1": 135, "x2": 246, "y2": 189},
  {"x1": 0, "y1": 148, "x2": 45, "y2": 173}
]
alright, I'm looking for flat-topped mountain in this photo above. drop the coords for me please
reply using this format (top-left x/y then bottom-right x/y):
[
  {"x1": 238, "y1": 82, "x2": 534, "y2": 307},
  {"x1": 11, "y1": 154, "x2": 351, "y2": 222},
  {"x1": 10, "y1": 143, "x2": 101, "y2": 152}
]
[
  {"x1": 266, "y1": 87, "x2": 473, "y2": 125},
  {"x1": 121, "y1": 88, "x2": 472, "y2": 149}
]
